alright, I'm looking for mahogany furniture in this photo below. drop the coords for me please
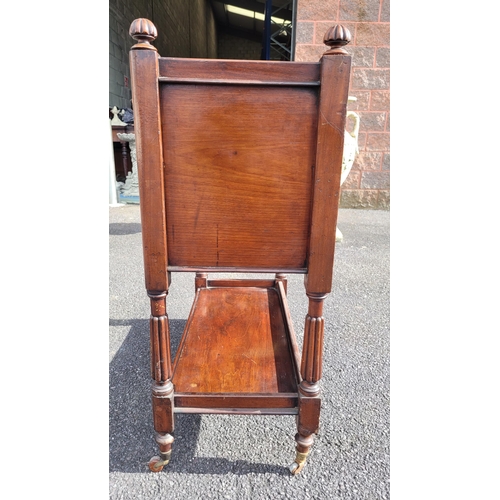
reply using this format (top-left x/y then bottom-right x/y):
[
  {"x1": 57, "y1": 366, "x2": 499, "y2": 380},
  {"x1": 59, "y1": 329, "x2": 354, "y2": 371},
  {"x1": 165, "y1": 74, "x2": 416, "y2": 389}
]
[{"x1": 128, "y1": 18, "x2": 352, "y2": 474}]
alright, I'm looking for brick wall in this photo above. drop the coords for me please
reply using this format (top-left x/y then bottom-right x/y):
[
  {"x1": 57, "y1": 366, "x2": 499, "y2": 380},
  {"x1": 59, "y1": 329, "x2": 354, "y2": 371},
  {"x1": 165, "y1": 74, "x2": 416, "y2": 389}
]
[
  {"x1": 109, "y1": 0, "x2": 217, "y2": 109},
  {"x1": 295, "y1": 0, "x2": 390, "y2": 209}
]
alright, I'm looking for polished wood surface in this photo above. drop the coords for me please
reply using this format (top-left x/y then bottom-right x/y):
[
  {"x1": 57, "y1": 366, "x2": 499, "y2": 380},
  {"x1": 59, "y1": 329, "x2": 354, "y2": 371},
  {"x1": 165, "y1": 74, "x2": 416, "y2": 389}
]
[
  {"x1": 306, "y1": 55, "x2": 351, "y2": 294},
  {"x1": 172, "y1": 286, "x2": 297, "y2": 394},
  {"x1": 158, "y1": 57, "x2": 321, "y2": 85},
  {"x1": 129, "y1": 48, "x2": 169, "y2": 293},
  {"x1": 128, "y1": 17, "x2": 352, "y2": 474},
  {"x1": 162, "y1": 83, "x2": 316, "y2": 270}
]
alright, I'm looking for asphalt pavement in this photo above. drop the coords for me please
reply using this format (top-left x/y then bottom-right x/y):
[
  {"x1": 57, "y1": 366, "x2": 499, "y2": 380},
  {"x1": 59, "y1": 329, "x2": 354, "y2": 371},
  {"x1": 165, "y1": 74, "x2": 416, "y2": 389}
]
[{"x1": 109, "y1": 204, "x2": 390, "y2": 499}]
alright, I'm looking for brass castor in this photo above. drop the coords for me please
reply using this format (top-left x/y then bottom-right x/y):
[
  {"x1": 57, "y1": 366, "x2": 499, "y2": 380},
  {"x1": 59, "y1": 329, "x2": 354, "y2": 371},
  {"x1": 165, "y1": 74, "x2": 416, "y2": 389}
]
[
  {"x1": 288, "y1": 461, "x2": 306, "y2": 475},
  {"x1": 288, "y1": 450, "x2": 309, "y2": 475},
  {"x1": 148, "y1": 456, "x2": 168, "y2": 472}
]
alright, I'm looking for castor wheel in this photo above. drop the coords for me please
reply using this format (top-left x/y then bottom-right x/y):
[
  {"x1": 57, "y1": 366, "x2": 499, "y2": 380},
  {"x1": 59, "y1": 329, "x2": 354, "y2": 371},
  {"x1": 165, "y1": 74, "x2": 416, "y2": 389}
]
[
  {"x1": 148, "y1": 456, "x2": 165, "y2": 472},
  {"x1": 288, "y1": 450, "x2": 309, "y2": 475},
  {"x1": 288, "y1": 461, "x2": 305, "y2": 475}
]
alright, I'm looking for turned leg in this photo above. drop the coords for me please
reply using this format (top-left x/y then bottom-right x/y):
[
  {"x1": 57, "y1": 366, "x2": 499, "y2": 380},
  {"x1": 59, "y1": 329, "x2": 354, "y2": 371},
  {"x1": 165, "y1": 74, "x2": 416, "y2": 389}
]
[
  {"x1": 148, "y1": 291, "x2": 175, "y2": 472},
  {"x1": 120, "y1": 141, "x2": 129, "y2": 179},
  {"x1": 290, "y1": 293, "x2": 326, "y2": 475}
]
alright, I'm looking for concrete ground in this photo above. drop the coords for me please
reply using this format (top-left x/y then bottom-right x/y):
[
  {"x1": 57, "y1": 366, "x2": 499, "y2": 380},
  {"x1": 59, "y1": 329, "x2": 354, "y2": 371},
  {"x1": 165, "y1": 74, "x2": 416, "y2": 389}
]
[{"x1": 109, "y1": 204, "x2": 390, "y2": 499}]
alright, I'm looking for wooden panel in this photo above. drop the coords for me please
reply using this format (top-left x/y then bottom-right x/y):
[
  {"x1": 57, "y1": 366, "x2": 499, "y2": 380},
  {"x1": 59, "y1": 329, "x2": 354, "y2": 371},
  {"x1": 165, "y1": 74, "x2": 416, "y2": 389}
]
[
  {"x1": 161, "y1": 84, "x2": 317, "y2": 270},
  {"x1": 158, "y1": 57, "x2": 320, "y2": 85},
  {"x1": 172, "y1": 287, "x2": 298, "y2": 394}
]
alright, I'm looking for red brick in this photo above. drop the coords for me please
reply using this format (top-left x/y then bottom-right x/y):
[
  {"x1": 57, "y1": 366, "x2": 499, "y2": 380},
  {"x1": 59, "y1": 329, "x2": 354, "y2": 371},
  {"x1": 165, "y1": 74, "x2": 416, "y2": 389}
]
[
  {"x1": 340, "y1": 189, "x2": 379, "y2": 208},
  {"x1": 381, "y1": 0, "x2": 390, "y2": 22},
  {"x1": 352, "y1": 68, "x2": 390, "y2": 89},
  {"x1": 358, "y1": 111, "x2": 386, "y2": 132},
  {"x1": 296, "y1": 21, "x2": 314, "y2": 44},
  {"x1": 294, "y1": 44, "x2": 325, "y2": 62},
  {"x1": 342, "y1": 169, "x2": 361, "y2": 188},
  {"x1": 360, "y1": 171, "x2": 390, "y2": 189},
  {"x1": 349, "y1": 46, "x2": 376, "y2": 67},
  {"x1": 370, "y1": 91, "x2": 390, "y2": 111},
  {"x1": 354, "y1": 152, "x2": 383, "y2": 171},
  {"x1": 357, "y1": 131, "x2": 368, "y2": 151},
  {"x1": 376, "y1": 47, "x2": 390, "y2": 67},
  {"x1": 347, "y1": 91, "x2": 371, "y2": 110},
  {"x1": 295, "y1": 2, "x2": 391, "y2": 209},
  {"x1": 366, "y1": 132, "x2": 390, "y2": 151},
  {"x1": 378, "y1": 190, "x2": 390, "y2": 208},
  {"x1": 339, "y1": 0, "x2": 381, "y2": 22},
  {"x1": 297, "y1": 0, "x2": 338, "y2": 21},
  {"x1": 355, "y1": 23, "x2": 390, "y2": 46},
  {"x1": 382, "y1": 153, "x2": 390, "y2": 171}
]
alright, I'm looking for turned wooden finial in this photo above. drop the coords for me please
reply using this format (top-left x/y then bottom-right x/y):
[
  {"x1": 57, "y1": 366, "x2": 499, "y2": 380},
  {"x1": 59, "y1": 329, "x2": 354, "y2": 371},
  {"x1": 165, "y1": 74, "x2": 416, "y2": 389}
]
[
  {"x1": 323, "y1": 25, "x2": 351, "y2": 54},
  {"x1": 129, "y1": 18, "x2": 158, "y2": 50}
]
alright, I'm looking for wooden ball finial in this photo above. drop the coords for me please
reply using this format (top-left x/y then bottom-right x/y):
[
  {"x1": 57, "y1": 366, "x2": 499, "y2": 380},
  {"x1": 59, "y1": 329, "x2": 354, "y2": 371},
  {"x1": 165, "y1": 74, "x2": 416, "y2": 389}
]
[
  {"x1": 323, "y1": 25, "x2": 351, "y2": 54},
  {"x1": 129, "y1": 18, "x2": 158, "y2": 50}
]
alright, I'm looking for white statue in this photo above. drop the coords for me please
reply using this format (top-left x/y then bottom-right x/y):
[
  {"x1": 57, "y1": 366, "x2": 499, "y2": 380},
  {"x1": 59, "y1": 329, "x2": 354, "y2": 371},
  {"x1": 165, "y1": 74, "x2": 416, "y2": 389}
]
[{"x1": 110, "y1": 106, "x2": 127, "y2": 126}]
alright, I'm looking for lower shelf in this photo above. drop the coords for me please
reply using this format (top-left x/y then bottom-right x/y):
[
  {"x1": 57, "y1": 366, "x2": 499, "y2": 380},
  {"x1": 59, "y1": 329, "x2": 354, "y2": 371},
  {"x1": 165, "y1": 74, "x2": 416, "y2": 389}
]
[{"x1": 171, "y1": 281, "x2": 301, "y2": 410}]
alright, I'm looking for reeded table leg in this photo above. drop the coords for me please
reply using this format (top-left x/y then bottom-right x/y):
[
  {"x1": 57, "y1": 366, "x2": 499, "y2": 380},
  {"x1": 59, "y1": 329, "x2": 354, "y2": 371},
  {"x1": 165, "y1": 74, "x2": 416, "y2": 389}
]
[
  {"x1": 289, "y1": 293, "x2": 326, "y2": 475},
  {"x1": 148, "y1": 291, "x2": 175, "y2": 472}
]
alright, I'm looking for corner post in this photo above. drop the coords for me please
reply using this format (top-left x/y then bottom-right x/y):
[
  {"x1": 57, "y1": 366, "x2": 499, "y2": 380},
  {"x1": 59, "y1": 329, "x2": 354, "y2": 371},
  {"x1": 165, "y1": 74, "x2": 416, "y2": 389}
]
[
  {"x1": 290, "y1": 25, "x2": 352, "y2": 475},
  {"x1": 129, "y1": 18, "x2": 174, "y2": 472}
]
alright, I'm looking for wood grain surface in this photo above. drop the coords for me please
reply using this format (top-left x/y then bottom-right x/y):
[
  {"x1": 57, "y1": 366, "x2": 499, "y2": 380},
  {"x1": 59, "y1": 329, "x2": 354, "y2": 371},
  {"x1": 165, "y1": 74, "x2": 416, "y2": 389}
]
[
  {"x1": 172, "y1": 287, "x2": 298, "y2": 394},
  {"x1": 161, "y1": 83, "x2": 317, "y2": 270}
]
